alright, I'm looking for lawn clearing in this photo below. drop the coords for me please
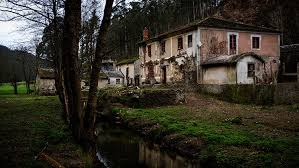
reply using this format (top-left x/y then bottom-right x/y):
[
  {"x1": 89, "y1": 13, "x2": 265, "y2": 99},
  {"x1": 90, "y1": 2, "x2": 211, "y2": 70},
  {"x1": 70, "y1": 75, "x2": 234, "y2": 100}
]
[
  {"x1": 0, "y1": 82, "x2": 35, "y2": 95},
  {"x1": 114, "y1": 93, "x2": 299, "y2": 167},
  {"x1": 0, "y1": 95, "x2": 90, "y2": 167}
]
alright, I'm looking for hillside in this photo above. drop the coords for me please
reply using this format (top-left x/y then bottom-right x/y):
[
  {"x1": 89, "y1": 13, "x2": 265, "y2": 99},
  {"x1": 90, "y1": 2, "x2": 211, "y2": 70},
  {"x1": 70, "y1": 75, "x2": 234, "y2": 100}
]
[
  {"x1": 215, "y1": 0, "x2": 299, "y2": 45},
  {"x1": 0, "y1": 45, "x2": 52, "y2": 83}
]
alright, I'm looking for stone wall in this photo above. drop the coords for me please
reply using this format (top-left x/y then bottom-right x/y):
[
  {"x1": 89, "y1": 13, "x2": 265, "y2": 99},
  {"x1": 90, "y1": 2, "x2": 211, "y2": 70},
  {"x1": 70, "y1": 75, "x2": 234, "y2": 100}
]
[{"x1": 197, "y1": 83, "x2": 299, "y2": 105}]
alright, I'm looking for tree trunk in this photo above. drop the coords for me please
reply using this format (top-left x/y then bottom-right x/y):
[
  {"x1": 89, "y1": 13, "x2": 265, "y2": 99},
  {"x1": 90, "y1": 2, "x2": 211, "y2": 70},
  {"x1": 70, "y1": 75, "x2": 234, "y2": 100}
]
[
  {"x1": 62, "y1": 0, "x2": 84, "y2": 142},
  {"x1": 85, "y1": 0, "x2": 114, "y2": 145}
]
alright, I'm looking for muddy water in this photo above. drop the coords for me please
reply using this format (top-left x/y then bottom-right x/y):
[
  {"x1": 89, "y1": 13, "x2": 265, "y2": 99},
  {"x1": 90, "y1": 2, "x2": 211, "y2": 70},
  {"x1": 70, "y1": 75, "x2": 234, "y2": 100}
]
[{"x1": 95, "y1": 123, "x2": 201, "y2": 168}]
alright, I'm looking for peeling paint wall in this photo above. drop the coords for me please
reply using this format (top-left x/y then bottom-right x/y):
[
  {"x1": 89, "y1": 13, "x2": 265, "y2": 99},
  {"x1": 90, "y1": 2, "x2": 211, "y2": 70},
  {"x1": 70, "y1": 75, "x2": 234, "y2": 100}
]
[
  {"x1": 36, "y1": 75, "x2": 56, "y2": 95},
  {"x1": 98, "y1": 77, "x2": 124, "y2": 88},
  {"x1": 202, "y1": 66, "x2": 236, "y2": 84},
  {"x1": 236, "y1": 56, "x2": 263, "y2": 84}
]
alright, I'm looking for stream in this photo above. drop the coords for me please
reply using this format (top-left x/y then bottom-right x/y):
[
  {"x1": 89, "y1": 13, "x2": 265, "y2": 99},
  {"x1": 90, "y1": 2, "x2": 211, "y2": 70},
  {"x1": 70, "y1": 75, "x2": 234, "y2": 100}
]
[{"x1": 95, "y1": 122, "x2": 201, "y2": 168}]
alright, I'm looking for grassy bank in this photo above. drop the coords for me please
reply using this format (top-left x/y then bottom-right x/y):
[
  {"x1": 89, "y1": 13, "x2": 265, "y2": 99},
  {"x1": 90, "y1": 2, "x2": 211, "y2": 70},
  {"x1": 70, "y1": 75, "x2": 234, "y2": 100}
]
[
  {"x1": 0, "y1": 95, "x2": 91, "y2": 167},
  {"x1": 113, "y1": 94, "x2": 299, "y2": 167}
]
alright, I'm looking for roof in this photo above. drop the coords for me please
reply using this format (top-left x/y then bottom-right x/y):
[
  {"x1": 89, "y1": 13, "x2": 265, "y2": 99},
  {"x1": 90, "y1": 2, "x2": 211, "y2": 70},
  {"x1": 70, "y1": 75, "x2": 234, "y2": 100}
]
[
  {"x1": 139, "y1": 17, "x2": 280, "y2": 45},
  {"x1": 37, "y1": 68, "x2": 55, "y2": 79},
  {"x1": 99, "y1": 70, "x2": 124, "y2": 79},
  {"x1": 201, "y1": 52, "x2": 265, "y2": 66},
  {"x1": 116, "y1": 57, "x2": 138, "y2": 66},
  {"x1": 281, "y1": 44, "x2": 299, "y2": 52}
]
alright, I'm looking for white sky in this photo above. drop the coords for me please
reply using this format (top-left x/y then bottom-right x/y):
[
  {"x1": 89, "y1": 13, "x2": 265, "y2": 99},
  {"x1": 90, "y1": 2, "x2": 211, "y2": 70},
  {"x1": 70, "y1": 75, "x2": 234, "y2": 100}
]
[
  {"x1": 0, "y1": 0, "x2": 136, "y2": 49},
  {"x1": 0, "y1": 20, "x2": 34, "y2": 48}
]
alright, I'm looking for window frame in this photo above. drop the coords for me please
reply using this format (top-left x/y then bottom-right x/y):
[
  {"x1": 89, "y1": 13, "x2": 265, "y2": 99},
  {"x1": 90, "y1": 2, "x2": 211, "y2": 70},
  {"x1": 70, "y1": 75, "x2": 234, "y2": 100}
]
[
  {"x1": 178, "y1": 36, "x2": 183, "y2": 50},
  {"x1": 247, "y1": 63, "x2": 255, "y2": 78},
  {"x1": 251, "y1": 34, "x2": 261, "y2": 50},
  {"x1": 116, "y1": 78, "x2": 121, "y2": 84},
  {"x1": 227, "y1": 32, "x2": 239, "y2": 55},
  {"x1": 187, "y1": 34, "x2": 193, "y2": 48}
]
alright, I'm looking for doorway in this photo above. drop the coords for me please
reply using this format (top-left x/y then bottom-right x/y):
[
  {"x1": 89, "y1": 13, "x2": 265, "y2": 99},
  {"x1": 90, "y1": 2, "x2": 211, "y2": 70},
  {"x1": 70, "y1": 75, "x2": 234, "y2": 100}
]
[{"x1": 162, "y1": 66, "x2": 167, "y2": 84}]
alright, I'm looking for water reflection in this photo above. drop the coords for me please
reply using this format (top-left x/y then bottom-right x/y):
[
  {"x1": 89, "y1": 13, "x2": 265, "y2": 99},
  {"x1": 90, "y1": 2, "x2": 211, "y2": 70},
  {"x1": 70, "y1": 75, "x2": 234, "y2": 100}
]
[{"x1": 96, "y1": 123, "x2": 200, "y2": 168}]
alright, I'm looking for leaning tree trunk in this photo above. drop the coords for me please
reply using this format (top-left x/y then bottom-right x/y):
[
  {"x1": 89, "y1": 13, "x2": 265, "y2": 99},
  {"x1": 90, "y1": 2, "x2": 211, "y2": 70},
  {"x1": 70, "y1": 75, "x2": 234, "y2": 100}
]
[
  {"x1": 61, "y1": 0, "x2": 84, "y2": 142},
  {"x1": 85, "y1": 0, "x2": 114, "y2": 145}
]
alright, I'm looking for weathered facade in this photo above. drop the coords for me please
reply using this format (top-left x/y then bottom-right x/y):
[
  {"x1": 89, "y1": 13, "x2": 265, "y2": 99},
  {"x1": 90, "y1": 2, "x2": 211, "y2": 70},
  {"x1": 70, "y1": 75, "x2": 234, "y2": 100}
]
[
  {"x1": 138, "y1": 17, "x2": 280, "y2": 85},
  {"x1": 201, "y1": 52, "x2": 265, "y2": 84},
  {"x1": 116, "y1": 58, "x2": 140, "y2": 86},
  {"x1": 36, "y1": 68, "x2": 56, "y2": 95}
]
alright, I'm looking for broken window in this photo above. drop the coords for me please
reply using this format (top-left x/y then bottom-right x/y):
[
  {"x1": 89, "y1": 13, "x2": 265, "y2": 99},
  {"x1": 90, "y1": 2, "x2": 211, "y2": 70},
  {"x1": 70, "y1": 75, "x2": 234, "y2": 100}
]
[
  {"x1": 188, "y1": 34, "x2": 192, "y2": 48},
  {"x1": 252, "y1": 35, "x2": 261, "y2": 49},
  {"x1": 229, "y1": 33, "x2": 237, "y2": 55},
  {"x1": 148, "y1": 45, "x2": 151, "y2": 57},
  {"x1": 248, "y1": 63, "x2": 255, "y2": 77},
  {"x1": 117, "y1": 79, "x2": 121, "y2": 84},
  {"x1": 161, "y1": 41, "x2": 166, "y2": 54},
  {"x1": 178, "y1": 37, "x2": 183, "y2": 50}
]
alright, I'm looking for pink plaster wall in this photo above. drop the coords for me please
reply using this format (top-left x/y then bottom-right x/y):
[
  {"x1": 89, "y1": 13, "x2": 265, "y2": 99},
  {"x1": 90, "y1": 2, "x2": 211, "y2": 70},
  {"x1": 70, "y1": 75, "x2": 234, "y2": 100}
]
[{"x1": 200, "y1": 28, "x2": 280, "y2": 62}]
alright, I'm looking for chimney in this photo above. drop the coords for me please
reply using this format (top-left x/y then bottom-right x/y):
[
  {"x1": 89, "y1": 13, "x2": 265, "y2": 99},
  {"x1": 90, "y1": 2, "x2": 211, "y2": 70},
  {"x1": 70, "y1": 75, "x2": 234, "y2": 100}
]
[{"x1": 143, "y1": 27, "x2": 149, "y2": 41}]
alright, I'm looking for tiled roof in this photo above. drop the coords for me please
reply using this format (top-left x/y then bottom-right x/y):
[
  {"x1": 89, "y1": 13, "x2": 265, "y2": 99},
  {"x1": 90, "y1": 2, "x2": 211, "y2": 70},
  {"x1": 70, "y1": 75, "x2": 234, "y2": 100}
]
[
  {"x1": 37, "y1": 68, "x2": 55, "y2": 79},
  {"x1": 201, "y1": 52, "x2": 265, "y2": 66},
  {"x1": 99, "y1": 70, "x2": 124, "y2": 79},
  {"x1": 139, "y1": 17, "x2": 280, "y2": 45}
]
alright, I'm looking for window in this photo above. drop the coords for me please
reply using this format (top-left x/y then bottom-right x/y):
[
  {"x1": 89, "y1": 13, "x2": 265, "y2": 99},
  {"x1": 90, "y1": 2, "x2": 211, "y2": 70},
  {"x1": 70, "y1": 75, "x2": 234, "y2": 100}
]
[
  {"x1": 116, "y1": 79, "x2": 120, "y2": 84},
  {"x1": 161, "y1": 41, "x2": 166, "y2": 54},
  {"x1": 251, "y1": 35, "x2": 261, "y2": 49},
  {"x1": 147, "y1": 45, "x2": 151, "y2": 57},
  {"x1": 228, "y1": 33, "x2": 238, "y2": 55},
  {"x1": 108, "y1": 78, "x2": 110, "y2": 84},
  {"x1": 248, "y1": 63, "x2": 255, "y2": 78},
  {"x1": 188, "y1": 34, "x2": 192, "y2": 48},
  {"x1": 178, "y1": 37, "x2": 183, "y2": 50}
]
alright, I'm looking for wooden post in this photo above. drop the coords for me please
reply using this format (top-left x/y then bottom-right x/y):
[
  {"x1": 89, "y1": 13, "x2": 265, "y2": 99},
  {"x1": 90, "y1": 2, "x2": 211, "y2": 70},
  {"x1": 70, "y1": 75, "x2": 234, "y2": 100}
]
[{"x1": 297, "y1": 62, "x2": 299, "y2": 82}]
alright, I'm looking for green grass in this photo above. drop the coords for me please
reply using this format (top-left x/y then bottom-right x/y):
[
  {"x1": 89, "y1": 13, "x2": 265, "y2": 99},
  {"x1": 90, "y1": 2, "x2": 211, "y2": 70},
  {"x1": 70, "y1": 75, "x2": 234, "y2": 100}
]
[
  {"x1": 114, "y1": 106, "x2": 299, "y2": 167},
  {"x1": 0, "y1": 82, "x2": 35, "y2": 95},
  {"x1": 0, "y1": 95, "x2": 88, "y2": 167}
]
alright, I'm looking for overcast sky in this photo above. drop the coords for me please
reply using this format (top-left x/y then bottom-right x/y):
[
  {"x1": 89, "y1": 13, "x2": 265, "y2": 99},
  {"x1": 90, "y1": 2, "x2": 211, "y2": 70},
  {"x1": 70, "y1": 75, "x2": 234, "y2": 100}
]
[
  {"x1": 0, "y1": 20, "x2": 35, "y2": 48},
  {"x1": 0, "y1": 0, "x2": 135, "y2": 49}
]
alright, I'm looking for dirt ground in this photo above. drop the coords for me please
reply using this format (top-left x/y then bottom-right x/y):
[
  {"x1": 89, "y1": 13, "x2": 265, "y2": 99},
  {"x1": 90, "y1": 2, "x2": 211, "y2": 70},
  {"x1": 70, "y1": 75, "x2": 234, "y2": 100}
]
[{"x1": 186, "y1": 93, "x2": 299, "y2": 137}]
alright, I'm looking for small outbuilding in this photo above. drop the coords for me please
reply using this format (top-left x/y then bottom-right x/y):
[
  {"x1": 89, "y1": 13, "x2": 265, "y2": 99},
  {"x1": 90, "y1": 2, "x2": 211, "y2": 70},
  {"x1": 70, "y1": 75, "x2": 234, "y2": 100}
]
[
  {"x1": 36, "y1": 68, "x2": 56, "y2": 95},
  {"x1": 98, "y1": 70, "x2": 124, "y2": 88},
  {"x1": 201, "y1": 52, "x2": 265, "y2": 84}
]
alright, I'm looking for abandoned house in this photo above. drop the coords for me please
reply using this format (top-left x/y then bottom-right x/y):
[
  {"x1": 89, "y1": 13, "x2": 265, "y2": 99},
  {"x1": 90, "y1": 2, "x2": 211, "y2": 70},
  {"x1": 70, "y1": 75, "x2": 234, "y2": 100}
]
[
  {"x1": 36, "y1": 68, "x2": 56, "y2": 95},
  {"x1": 279, "y1": 44, "x2": 299, "y2": 83},
  {"x1": 138, "y1": 17, "x2": 280, "y2": 85},
  {"x1": 116, "y1": 57, "x2": 141, "y2": 86}
]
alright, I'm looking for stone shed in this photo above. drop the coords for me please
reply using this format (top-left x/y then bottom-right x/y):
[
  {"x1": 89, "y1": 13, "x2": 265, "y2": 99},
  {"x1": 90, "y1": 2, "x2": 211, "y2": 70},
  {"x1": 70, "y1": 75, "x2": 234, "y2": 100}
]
[
  {"x1": 36, "y1": 68, "x2": 56, "y2": 95},
  {"x1": 201, "y1": 52, "x2": 265, "y2": 84}
]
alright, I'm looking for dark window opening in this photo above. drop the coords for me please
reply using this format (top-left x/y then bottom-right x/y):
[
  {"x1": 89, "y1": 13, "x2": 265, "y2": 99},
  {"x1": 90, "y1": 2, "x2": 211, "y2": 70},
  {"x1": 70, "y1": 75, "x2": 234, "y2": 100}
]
[
  {"x1": 116, "y1": 79, "x2": 120, "y2": 84},
  {"x1": 229, "y1": 34, "x2": 237, "y2": 55},
  {"x1": 188, "y1": 35, "x2": 192, "y2": 48},
  {"x1": 108, "y1": 78, "x2": 110, "y2": 84},
  {"x1": 178, "y1": 37, "x2": 183, "y2": 50},
  {"x1": 252, "y1": 36, "x2": 260, "y2": 49},
  {"x1": 148, "y1": 45, "x2": 151, "y2": 57},
  {"x1": 248, "y1": 63, "x2": 255, "y2": 77},
  {"x1": 161, "y1": 41, "x2": 166, "y2": 54}
]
